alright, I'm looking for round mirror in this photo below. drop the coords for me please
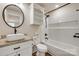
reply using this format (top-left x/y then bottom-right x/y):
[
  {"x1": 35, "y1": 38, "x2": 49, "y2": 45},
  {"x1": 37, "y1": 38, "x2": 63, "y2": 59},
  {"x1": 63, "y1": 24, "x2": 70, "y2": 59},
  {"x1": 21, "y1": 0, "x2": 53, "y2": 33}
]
[{"x1": 2, "y1": 4, "x2": 24, "y2": 28}]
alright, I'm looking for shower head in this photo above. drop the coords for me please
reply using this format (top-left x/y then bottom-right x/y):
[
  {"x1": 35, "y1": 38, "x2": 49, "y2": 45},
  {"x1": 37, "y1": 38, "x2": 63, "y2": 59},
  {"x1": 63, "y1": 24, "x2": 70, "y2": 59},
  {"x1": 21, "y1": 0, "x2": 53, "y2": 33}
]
[{"x1": 46, "y1": 15, "x2": 50, "y2": 18}]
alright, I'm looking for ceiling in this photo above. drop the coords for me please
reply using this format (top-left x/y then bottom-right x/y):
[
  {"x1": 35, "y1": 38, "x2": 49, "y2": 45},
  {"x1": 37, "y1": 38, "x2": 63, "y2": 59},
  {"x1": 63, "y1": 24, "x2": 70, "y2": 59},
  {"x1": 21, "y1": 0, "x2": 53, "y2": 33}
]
[{"x1": 38, "y1": 3, "x2": 66, "y2": 13}]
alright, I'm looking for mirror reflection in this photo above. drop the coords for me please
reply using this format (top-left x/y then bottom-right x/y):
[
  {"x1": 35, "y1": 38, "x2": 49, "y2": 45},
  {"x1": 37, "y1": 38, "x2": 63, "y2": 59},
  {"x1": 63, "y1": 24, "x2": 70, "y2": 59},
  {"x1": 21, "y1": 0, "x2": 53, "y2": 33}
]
[{"x1": 3, "y1": 4, "x2": 24, "y2": 28}]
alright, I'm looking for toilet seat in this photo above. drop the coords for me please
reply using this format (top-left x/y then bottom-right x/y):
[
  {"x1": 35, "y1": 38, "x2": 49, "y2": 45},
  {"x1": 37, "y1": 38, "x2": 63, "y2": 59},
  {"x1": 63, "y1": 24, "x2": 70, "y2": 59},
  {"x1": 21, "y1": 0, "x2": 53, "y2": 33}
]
[{"x1": 36, "y1": 44, "x2": 47, "y2": 52}]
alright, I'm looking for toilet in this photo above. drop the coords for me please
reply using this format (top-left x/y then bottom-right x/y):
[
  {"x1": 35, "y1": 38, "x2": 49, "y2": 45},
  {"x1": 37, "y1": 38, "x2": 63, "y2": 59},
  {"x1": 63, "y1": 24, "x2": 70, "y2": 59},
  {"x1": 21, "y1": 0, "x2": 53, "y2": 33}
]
[
  {"x1": 33, "y1": 34, "x2": 47, "y2": 56},
  {"x1": 36, "y1": 44, "x2": 47, "y2": 56}
]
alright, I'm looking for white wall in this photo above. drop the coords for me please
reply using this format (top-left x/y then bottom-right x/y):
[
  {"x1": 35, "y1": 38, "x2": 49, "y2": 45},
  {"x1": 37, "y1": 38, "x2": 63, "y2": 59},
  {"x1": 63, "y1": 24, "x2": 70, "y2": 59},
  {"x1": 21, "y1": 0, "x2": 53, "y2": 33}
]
[
  {"x1": 0, "y1": 3, "x2": 40, "y2": 38},
  {"x1": 48, "y1": 3, "x2": 79, "y2": 47}
]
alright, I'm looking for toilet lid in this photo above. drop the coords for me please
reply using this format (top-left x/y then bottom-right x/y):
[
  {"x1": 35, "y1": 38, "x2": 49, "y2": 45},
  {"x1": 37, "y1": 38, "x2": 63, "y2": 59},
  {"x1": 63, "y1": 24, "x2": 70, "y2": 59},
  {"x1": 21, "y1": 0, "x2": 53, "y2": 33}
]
[{"x1": 36, "y1": 44, "x2": 47, "y2": 50}]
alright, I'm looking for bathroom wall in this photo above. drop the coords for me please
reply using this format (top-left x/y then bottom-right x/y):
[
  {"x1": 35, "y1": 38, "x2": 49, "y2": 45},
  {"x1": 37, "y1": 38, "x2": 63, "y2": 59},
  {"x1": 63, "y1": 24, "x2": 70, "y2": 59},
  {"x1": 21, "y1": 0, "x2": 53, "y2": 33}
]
[
  {"x1": 48, "y1": 3, "x2": 79, "y2": 47},
  {"x1": 0, "y1": 3, "x2": 40, "y2": 38}
]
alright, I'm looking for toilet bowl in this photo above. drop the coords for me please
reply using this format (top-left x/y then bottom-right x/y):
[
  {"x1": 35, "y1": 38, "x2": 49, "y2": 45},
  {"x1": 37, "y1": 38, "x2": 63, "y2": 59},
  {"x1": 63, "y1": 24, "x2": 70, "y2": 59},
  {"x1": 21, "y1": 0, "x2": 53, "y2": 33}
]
[{"x1": 36, "y1": 44, "x2": 47, "y2": 56}]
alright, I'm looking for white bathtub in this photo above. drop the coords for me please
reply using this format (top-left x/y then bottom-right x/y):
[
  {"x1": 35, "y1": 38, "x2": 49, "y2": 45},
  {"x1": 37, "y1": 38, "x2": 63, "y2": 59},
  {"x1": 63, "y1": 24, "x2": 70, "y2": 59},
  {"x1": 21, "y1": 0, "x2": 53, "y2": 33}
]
[{"x1": 42, "y1": 39, "x2": 79, "y2": 56}]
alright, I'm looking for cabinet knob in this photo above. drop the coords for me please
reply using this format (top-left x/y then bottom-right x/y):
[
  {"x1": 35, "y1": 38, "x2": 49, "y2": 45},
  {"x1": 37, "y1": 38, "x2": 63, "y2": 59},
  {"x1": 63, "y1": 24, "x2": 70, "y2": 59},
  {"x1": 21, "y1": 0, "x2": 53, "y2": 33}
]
[{"x1": 17, "y1": 54, "x2": 20, "y2": 56}]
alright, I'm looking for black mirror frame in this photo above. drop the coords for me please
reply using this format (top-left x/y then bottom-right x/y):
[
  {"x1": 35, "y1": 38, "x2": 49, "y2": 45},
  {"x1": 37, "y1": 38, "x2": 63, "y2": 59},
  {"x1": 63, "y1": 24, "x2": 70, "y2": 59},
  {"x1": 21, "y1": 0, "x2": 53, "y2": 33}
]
[{"x1": 2, "y1": 4, "x2": 24, "y2": 28}]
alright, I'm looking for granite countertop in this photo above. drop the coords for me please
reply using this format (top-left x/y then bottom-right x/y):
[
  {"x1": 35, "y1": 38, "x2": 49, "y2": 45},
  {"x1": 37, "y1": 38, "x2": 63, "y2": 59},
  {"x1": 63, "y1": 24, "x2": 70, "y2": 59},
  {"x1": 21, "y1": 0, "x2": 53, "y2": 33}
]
[{"x1": 0, "y1": 37, "x2": 33, "y2": 48}]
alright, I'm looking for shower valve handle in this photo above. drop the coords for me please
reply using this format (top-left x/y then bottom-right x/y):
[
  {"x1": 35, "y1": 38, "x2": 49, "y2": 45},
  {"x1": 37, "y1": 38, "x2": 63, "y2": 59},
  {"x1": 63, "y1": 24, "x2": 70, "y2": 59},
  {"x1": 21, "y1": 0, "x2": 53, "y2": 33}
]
[{"x1": 73, "y1": 33, "x2": 79, "y2": 38}]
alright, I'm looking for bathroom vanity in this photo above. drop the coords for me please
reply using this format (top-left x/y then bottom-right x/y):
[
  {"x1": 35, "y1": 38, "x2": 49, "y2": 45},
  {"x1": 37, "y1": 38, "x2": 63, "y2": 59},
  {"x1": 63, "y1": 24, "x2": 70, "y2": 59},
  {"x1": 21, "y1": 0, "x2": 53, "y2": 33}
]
[
  {"x1": 0, "y1": 4, "x2": 33, "y2": 56},
  {"x1": 0, "y1": 39, "x2": 32, "y2": 56}
]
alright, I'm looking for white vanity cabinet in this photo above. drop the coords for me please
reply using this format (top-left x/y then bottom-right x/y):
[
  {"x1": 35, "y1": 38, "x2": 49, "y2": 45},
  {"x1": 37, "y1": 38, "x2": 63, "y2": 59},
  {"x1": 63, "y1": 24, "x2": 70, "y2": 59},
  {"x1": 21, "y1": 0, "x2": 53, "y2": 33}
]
[
  {"x1": 0, "y1": 41, "x2": 32, "y2": 56},
  {"x1": 30, "y1": 3, "x2": 44, "y2": 25}
]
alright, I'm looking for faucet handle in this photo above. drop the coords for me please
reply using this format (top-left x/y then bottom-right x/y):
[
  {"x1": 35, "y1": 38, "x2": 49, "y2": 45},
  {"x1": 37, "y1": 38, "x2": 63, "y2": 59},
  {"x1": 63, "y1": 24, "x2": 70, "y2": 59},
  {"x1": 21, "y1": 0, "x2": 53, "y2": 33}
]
[
  {"x1": 45, "y1": 33, "x2": 48, "y2": 36},
  {"x1": 45, "y1": 37, "x2": 48, "y2": 40}
]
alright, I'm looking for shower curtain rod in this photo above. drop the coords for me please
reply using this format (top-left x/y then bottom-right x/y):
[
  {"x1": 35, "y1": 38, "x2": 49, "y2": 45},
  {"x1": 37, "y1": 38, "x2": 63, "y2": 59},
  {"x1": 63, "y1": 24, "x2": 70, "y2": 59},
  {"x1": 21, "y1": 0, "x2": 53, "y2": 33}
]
[{"x1": 45, "y1": 3, "x2": 71, "y2": 15}]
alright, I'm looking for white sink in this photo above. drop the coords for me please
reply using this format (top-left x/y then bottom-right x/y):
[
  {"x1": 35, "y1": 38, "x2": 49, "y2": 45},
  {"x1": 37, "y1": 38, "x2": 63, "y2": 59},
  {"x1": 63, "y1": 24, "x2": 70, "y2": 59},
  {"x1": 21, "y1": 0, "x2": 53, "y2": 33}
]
[{"x1": 6, "y1": 33, "x2": 25, "y2": 41}]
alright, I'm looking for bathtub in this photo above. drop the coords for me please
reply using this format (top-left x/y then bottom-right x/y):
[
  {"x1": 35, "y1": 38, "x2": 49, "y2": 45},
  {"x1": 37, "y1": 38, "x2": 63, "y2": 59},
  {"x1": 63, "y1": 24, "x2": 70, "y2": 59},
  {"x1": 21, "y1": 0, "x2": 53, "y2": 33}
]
[{"x1": 42, "y1": 39, "x2": 79, "y2": 56}]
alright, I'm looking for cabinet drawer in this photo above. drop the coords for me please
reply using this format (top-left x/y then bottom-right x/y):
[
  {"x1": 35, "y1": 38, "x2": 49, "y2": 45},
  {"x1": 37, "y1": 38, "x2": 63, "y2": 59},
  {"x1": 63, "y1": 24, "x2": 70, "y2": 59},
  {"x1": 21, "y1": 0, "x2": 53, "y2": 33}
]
[
  {"x1": 7, "y1": 52, "x2": 21, "y2": 56},
  {"x1": 7, "y1": 41, "x2": 32, "y2": 56},
  {"x1": 0, "y1": 41, "x2": 32, "y2": 56},
  {"x1": 0, "y1": 44, "x2": 21, "y2": 56}
]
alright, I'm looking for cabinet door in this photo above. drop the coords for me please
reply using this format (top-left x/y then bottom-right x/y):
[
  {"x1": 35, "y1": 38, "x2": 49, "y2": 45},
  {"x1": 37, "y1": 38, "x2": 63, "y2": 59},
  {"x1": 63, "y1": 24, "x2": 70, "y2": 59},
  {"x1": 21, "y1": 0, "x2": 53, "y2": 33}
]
[
  {"x1": 30, "y1": 3, "x2": 44, "y2": 25},
  {"x1": 20, "y1": 44, "x2": 32, "y2": 56},
  {"x1": 15, "y1": 41, "x2": 32, "y2": 56},
  {"x1": 8, "y1": 47, "x2": 32, "y2": 56},
  {"x1": 33, "y1": 8, "x2": 43, "y2": 25},
  {"x1": 7, "y1": 52, "x2": 21, "y2": 56},
  {"x1": 7, "y1": 46, "x2": 32, "y2": 56}
]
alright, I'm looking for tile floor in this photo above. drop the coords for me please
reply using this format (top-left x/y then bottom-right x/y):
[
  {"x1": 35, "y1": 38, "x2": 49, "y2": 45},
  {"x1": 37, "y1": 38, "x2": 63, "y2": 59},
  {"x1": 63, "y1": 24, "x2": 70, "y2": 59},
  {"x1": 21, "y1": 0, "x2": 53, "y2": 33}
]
[{"x1": 32, "y1": 52, "x2": 51, "y2": 56}]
